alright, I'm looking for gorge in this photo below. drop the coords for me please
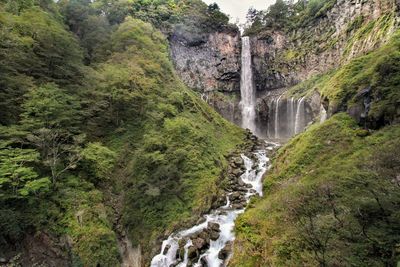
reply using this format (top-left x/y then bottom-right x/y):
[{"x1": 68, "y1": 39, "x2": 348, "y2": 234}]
[{"x1": 0, "y1": 0, "x2": 399, "y2": 266}]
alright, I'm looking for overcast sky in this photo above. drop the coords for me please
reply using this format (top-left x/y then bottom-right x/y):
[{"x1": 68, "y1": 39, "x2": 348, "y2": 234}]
[{"x1": 202, "y1": 0, "x2": 275, "y2": 25}]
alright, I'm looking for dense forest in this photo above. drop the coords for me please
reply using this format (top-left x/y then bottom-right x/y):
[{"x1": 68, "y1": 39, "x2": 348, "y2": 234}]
[
  {"x1": 0, "y1": 0, "x2": 399, "y2": 266},
  {"x1": 0, "y1": 0, "x2": 244, "y2": 265}
]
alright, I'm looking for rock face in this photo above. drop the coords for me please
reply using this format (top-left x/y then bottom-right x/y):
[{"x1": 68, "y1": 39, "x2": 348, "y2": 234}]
[
  {"x1": 0, "y1": 232, "x2": 72, "y2": 267},
  {"x1": 169, "y1": 27, "x2": 242, "y2": 124},
  {"x1": 250, "y1": 0, "x2": 398, "y2": 92},
  {"x1": 170, "y1": 28, "x2": 241, "y2": 93}
]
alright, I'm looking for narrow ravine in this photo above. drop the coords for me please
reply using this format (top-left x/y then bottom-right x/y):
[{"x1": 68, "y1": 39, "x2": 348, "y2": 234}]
[{"x1": 151, "y1": 140, "x2": 279, "y2": 267}]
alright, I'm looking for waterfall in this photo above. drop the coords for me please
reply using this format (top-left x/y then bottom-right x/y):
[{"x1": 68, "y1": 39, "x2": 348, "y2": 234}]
[
  {"x1": 294, "y1": 97, "x2": 306, "y2": 135},
  {"x1": 266, "y1": 96, "x2": 309, "y2": 139},
  {"x1": 274, "y1": 95, "x2": 283, "y2": 139},
  {"x1": 320, "y1": 104, "x2": 327, "y2": 123},
  {"x1": 287, "y1": 97, "x2": 295, "y2": 136},
  {"x1": 239, "y1": 36, "x2": 256, "y2": 133}
]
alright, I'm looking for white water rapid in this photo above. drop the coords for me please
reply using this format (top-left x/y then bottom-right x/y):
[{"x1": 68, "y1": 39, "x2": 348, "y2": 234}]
[
  {"x1": 150, "y1": 142, "x2": 278, "y2": 267},
  {"x1": 239, "y1": 36, "x2": 256, "y2": 133}
]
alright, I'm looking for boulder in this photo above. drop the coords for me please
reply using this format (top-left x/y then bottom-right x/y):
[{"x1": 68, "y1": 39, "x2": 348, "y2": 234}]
[
  {"x1": 229, "y1": 192, "x2": 241, "y2": 201},
  {"x1": 192, "y1": 237, "x2": 208, "y2": 250},
  {"x1": 163, "y1": 244, "x2": 171, "y2": 255},
  {"x1": 231, "y1": 168, "x2": 243, "y2": 177},
  {"x1": 207, "y1": 222, "x2": 220, "y2": 232},
  {"x1": 218, "y1": 242, "x2": 233, "y2": 260},
  {"x1": 209, "y1": 230, "x2": 220, "y2": 241},
  {"x1": 187, "y1": 246, "x2": 198, "y2": 260}
]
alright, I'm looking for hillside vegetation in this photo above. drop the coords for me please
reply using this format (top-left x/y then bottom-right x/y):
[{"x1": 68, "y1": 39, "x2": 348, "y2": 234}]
[
  {"x1": 233, "y1": 0, "x2": 400, "y2": 266},
  {"x1": 233, "y1": 113, "x2": 400, "y2": 266},
  {"x1": 0, "y1": 0, "x2": 243, "y2": 265}
]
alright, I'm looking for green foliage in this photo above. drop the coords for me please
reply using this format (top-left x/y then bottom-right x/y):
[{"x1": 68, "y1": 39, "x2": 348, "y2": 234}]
[
  {"x1": 21, "y1": 83, "x2": 80, "y2": 129},
  {"x1": 233, "y1": 114, "x2": 400, "y2": 266},
  {"x1": 0, "y1": 2, "x2": 244, "y2": 265},
  {"x1": 81, "y1": 142, "x2": 116, "y2": 181},
  {"x1": 244, "y1": 0, "x2": 337, "y2": 35},
  {"x1": 0, "y1": 145, "x2": 50, "y2": 199},
  {"x1": 0, "y1": 5, "x2": 83, "y2": 124}
]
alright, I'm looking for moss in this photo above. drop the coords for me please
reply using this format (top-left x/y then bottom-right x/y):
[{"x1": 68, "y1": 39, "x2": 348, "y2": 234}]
[
  {"x1": 343, "y1": 13, "x2": 395, "y2": 58},
  {"x1": 346, "y1": 15, "x2": 365, "y2": 35}
]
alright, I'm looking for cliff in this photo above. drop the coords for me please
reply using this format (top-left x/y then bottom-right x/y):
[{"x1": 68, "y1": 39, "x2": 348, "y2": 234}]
[
  {"x1": 251, "y1": 0, "x2": 399, "y2": 92},
  {"x1": 168, "y1": 26, "x2": 243, "y2": 123}
]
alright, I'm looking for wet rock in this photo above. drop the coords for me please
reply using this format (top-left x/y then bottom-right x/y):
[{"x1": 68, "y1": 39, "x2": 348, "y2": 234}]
[
  {"x1": 198, "y1": 231, "x2": 211, "y2": 244},
  {"x1": 232, "y1": 203, "x2": 246, "y2": 209},
  {"x1": 200, "y1": 256, "x2": 208, "y2": 266},
  {"x1": 218, "y1": 242, "x2": 233, "y2": 260},
  {"x1": 231, "y1": 168, "x2": 243, "y2": 177},
  {"x1": 178, "y1": 247, "x2": 185, "y2": 260},
  {"x1": 188, "y1": 246, "x2": 198, "y2": 259},
  {"x1": 207, "y1": 222, "x2": 220, "y2": 232},
  {"x1": 229, "y1": 192, "x2": 241, "y2": 201},
  {"x1": 232, "y1": 157, "x2": 243, "y2": 167},
  {"x1": 192, "y1": 237, "x2": 208, "y2": 250},
  {"x1": 209, "y1": 231, "x2": 220, "y2": 241},
  {"x1": 163, "y1": 244, "x2": 171, "y2": 255}
]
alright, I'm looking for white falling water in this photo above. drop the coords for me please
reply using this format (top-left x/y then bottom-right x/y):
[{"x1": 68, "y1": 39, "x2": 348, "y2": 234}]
[
  {"x1": 274, "y1": 95, "x2": 283, "y2": 139},
  {"x1": 239, "y1": 37, "x2": 256, "y2": 133},
  {"x1": 287, "y1": 97, "x2": 295, "y2": 136},
  {"x1": 150, "y1": 143, "x2": 277, "y2": 267},
  {"x1": 320, "y1": 104, "x2": 327, "y2": 123},
  {"x1": 267, "y1": 96, "x2": 311, "y2": 139},
  {"x1": 294, "y1": 97, "x2": 306, "y2": 135}
]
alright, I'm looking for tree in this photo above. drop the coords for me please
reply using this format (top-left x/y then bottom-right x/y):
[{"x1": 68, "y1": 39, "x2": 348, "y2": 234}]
[
  {"x1": 0, "y1": 143, "x2": 50, "y2": 199},
  {"x1": 21, "y1": 83, "x2": 83, "y2": 185}
]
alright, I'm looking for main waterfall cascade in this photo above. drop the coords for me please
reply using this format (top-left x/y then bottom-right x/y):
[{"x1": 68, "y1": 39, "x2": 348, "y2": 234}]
[
  {"x1": 238, "y1": 37, "x2": 316, "y2": 140},
  {"x1": 150, "y1": 143, "x2": 277, "y2": 267},
  {"x1": 239, "y1": 37, "x2": 256, "y2": 133}
]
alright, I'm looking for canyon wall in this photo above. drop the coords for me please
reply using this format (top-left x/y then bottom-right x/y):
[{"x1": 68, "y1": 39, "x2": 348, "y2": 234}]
[
  {"x1": 252, "y1": 0, "x2": 399, "y2": 92},
  {"x1": 169, "y1": 27, "x2": 242, "y2": 124}
]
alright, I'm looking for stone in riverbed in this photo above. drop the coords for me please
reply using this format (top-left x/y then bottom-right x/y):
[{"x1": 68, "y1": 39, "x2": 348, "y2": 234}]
[
  {"x1": 232, "y1": 202, "x2": 246, "y2": 209},
  {"x1": 163, "y1": 244, "x2": 171, "y2": 255},
  {"x1": 207, "y1": 222, "x2": 220, "y2": 232},
  {"x1": 218, "y1": 241, "x2": 233, "y2": 260},
  {"x1": 192, "y1": 237, "x2": 209, "y2": 250},
  {"x1": 232, "y1": 157, "x2": 243, "y2": 167},
  {"x1": 229, "y1": 192, "x2": 241, "y2": 201},
  {"x1": 231, "y1": 168, "x2": 243, "y2": 177},
  {"x1": 188, "y1": 246, "x2": 198, "y2": 260},
  {"x1": 209, "y1": 230, "x2": 220, "y2": 241}
]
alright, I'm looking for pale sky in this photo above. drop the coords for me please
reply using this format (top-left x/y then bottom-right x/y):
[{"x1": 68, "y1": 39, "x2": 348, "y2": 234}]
[{"x1": 202, "y1": 0, "x2": 275, "y2": 25}]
